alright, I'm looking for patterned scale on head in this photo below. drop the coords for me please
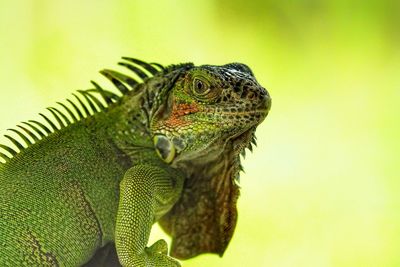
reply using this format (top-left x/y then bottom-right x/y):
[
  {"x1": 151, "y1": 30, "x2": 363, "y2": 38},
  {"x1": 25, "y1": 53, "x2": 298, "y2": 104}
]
[
  {"x1": 150, "y1": 62, "x2": 271, "y2": 259},
  {"x1": 151, "y1": 63, "x2": 271, "y2": 165}
]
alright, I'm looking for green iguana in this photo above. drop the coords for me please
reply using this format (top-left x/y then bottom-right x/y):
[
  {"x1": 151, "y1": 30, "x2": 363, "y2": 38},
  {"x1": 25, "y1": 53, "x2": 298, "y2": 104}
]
[{"x1": 0, "y1": 57, "x2": 271, "y2": 267}]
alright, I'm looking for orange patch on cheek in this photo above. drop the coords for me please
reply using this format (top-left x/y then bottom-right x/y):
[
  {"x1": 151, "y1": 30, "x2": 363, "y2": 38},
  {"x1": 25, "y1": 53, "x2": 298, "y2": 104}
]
[
  {"x1": 174, "y1": 103, "x2": 200, "y2": 116},
  {"x1": 164, "y1": 117, "x2": 191, "y2": 128},
  {"x1": 164, "y1": 103, "x2": 200, "y2": 128}
]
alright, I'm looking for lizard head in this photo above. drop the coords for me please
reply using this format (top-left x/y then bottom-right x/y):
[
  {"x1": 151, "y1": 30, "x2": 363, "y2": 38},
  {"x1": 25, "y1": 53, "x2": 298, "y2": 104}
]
[
  {"x1": 150, "y1": 62, "x2": 271, "y2": 259},
  {"x1": 151, "y1": 63, "x2": 271, "y2": 165}
]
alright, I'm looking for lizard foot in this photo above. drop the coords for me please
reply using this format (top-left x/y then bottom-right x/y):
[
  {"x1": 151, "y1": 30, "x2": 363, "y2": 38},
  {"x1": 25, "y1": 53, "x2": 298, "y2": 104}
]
[
  {"x1": 144, "y1": 239, "x2": 181, "y2": 267},
  {"x1": 147, "y1": 239, "x2": 169, "y2": 255},
  {"x1": 123, "y1": 239, "x2": 181, "y2": 267}
]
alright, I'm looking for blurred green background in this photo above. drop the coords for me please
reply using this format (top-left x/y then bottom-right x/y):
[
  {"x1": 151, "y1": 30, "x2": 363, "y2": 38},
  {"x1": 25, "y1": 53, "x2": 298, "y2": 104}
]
[{"x1": 0, "y1": 1, "x2": 399, "y2": 266}]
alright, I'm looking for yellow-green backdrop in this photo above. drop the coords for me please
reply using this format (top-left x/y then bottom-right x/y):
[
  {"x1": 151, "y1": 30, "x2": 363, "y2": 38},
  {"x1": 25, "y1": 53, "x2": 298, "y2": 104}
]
[{"x1": 0, "y1": 1, "x2": 398, "y2": 266}]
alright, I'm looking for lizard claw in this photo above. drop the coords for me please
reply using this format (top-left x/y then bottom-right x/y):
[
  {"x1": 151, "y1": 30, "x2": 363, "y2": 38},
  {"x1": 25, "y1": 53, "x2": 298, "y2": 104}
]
[
  {"x1": 144, "y1": 239, "x2": 181, "y2": 267},
  {"x1": 123, "y1": 239, "x2": 180, "y2": 267},
  {"x1": 147, "y1": 239, "x2": 168, "y2": 255}
]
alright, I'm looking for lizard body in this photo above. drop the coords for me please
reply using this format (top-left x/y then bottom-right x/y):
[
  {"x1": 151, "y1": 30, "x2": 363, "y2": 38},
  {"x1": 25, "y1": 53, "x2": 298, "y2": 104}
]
[{"x1": 0, "y1": 58, "x2": 271, "y2": 266}]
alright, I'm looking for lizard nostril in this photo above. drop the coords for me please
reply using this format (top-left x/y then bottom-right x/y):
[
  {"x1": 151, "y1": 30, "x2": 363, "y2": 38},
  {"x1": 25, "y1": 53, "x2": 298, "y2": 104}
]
[{"x1": 247, "y1": 91, "x2": 255, "y2": 99}]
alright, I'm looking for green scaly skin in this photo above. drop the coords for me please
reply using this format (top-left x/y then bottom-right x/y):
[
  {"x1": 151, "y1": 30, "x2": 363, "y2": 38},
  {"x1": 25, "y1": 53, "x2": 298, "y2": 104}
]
[{"x1": 0, "y1": 58, "x2": 271, "y2": 266}]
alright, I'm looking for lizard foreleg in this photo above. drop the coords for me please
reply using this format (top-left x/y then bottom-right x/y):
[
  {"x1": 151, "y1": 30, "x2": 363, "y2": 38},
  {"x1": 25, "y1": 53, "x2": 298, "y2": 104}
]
[{"x1": 115, "y1": 164, "x2": 183, "y2": 267}]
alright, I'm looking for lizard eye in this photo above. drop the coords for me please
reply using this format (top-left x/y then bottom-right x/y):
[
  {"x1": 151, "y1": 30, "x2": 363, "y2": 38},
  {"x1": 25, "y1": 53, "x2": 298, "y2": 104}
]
[{"x1": 192, "y1": 78, "x2": 210, "y2": 96}]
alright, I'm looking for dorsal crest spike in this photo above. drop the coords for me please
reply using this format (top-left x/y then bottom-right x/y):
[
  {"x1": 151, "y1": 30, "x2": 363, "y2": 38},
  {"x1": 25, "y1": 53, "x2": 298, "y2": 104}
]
[
  {"x1": 150, "y1": 62, "x2": 165, "y2": 71},
  {"x1": 22, "y1": 122, "x2": 46, "y2": 138},
  {"x1": 72, "y1": 93, "x2": 90, "y2": 117},
  {"x1": 118, "y1": 62, "x2": 149, "y2": 80},
  {"x1": 46, "y1": 108, "x2": 66, "y2": 128},
  {"x1": 28, "y1": 120, "x2": 51, "y2": 135},
  {"x1": 122, "y1": 57, "x2": 160, "y2": 75},
  {"x1": 90, "y1": 81, "x2": 115, "y2": 105},
  {"x1": 67, "y1": 99, "x2": 84, "y2": 119},
  {"x1": 39, "y1": 113, "x2": 58, "y2": 131},
  {"x1": 57, "y1": 102, "x2": 78, "y2": 123},
  {"x1": 100, "y1": 69, "x2": 136, "y2": 92},
  {"x1": 17, "y1": 125, "x2": 39, "y2": 142},
  {"x1": 82, "y1": 90, "x2": 106, "y2": 111},
  {"x1": 17, "y1": 125, "x2": 40, "y2": 142},
  {"x1": 4, "y1": 135, "x2": 25, "y2": 151},
  {"x1": 77, "y1": 90, "x2": 98, "y2": 113},
  {"x1": 0, "y1": 144, "x2": 18, "y2": 156},
  {"x1": 8, "y1": 129, "x2": 33, "y2": 146},
  {"x1": 86, "y1": 88, "x2": 119, "y2": 104},
  {"x1": 0, "y1": 151, "x2": 10, "y2": 162},
  {"x1": 50, "y1": 107, "x2": 71, "y2": 125}
]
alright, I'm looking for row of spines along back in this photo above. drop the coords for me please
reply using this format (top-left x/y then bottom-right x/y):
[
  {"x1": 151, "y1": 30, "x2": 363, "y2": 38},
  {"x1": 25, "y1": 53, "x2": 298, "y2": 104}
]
[{"x1": 0, "y1": 57, "x2": 165, "y2": 164}]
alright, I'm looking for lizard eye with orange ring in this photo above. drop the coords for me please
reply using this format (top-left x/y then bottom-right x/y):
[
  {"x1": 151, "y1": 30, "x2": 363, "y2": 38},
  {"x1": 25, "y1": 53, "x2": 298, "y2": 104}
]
[{"x1": 192, "y1": 77, "x2": 210, "y2": 96}]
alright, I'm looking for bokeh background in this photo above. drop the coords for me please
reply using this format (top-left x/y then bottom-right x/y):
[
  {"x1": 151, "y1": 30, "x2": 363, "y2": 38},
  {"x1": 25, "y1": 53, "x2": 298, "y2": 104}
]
[{"x1": 0, "y1": 1, "x2": 399, "y2": 266}]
